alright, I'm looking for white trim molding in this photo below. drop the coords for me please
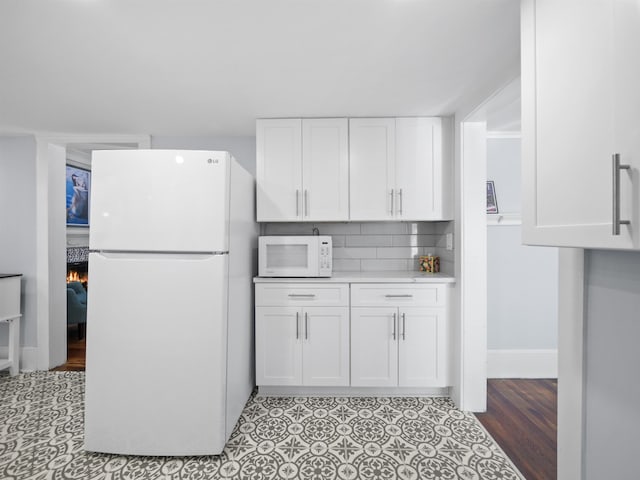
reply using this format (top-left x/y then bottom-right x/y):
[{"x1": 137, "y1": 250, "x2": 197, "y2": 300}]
[
  {"x1": 486, "y1": 131, "x2": 521, "y2": 139},
  {"x1": 487, "y1": 349, "x2": 558, "y2": 378},
  {"x1": 0, "y1": 347, "x2": 38, "y2": 372}
]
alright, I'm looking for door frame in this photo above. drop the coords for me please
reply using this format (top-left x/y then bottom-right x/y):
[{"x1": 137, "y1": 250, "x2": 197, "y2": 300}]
[{"x1": 35, "y1": 134, "x2": 150, "y2": 370}]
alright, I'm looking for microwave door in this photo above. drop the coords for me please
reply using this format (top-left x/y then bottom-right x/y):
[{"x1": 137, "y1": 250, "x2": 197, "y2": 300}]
[{"x1": 260, "y1": 239, "x2": 318, "y2": 277}]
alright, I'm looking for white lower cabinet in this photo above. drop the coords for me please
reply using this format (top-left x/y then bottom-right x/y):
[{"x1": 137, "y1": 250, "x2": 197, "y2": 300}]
[
  {"x1": 350, "y1": 284, "x2": 449, "y2": 388},
  {"x1": 255, "y1": 284, "x2": 350, "y2": 386},
  {"x1": 255, "y1": 281, "x2": 450, "y2": 390}
]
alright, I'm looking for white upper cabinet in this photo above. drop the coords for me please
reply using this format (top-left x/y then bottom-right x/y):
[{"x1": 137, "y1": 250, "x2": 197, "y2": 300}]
[
  {"x1": 256, "y1": 119, "x2": 302, "y2": 222},
  {"x1": 302, "y1": 119, "x2": 349, "y2": 221},
  {"x1": 396, "y1": 117, "x2": 451, "y2": 220},
  {"x1": 349, "y1": 118, "x2": 396, "y2": 220},
  {"x1": 522, "y1": 0, "x2": 640, "y2": 248},
  {"x1": 350, "y1": 117, "x2": 451, "y2": 221},
  {"x1": 256, "y1": 118, "x2": 348, "y2": 222},
  {"x1": 258, "y1": 116, "x2": 451, "y2": 222}
]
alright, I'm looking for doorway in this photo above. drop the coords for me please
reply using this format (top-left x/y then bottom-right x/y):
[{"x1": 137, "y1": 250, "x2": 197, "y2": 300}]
[{"x1": 36, "y1": 135, "x2": 150, "y2": 370}]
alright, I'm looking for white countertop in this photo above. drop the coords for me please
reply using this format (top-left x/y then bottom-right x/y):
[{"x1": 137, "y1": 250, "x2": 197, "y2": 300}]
[{"x1": 254, "y1": 271, "x2": 455, "y2": 284}]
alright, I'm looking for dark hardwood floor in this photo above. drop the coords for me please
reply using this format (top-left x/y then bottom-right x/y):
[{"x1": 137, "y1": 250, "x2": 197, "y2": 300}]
[
  {"x1": 476, "y1": 379, "x2": 557, "y2": 480},
  {"x1": 51, "y1": 327, "x2": 86, "y2": 371},
  {"x1": 52, "y1": 340, "x2": 556, "y2": 479}
]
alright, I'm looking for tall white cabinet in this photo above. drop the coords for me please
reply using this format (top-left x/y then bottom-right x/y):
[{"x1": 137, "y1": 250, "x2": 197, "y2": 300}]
[
  {"x1": 256, "y1": 118, "x2": 349, "y2": 222},
  {"x1": 522, "y1": 0, "x2": 640, "y2": 249}
]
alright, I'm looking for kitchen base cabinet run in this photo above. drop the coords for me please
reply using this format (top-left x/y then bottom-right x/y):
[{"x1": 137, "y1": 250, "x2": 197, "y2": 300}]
[{"x1": 254, "y1": 278, "x2": 451, "y2": 395}]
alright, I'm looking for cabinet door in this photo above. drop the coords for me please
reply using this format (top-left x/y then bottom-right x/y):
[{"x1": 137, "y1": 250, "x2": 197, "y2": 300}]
[
  {"x1": 256, "y1": 119, "x2": 302, "y2": 221},
  {"x1": 350, "y1": 307, "x2": 398, "y2": 387},
  {"x1": 522, "y1": 0, "x2": 635, "y2": 248},
  {"x1": 396, "y1": 117, "x2": 447, "y2": 220},
  {"x1": 349, "y1": 118, "x2": 396, "y2": 220},
  {"x1": 255, "y1": 307, "x2": 302, "y2": 385},
  {"x1": 302, "y1": 119, "x2": 349, "y2": 221},
  {"x1": 612, "y1": 0, "x2": 640, "y2": 248},
  {"x1": 301, "y1": 307, "x2": 350, "y2": 386},
  {"x1": 398, "y1": 307, "x2": 448, "y2": 387}
]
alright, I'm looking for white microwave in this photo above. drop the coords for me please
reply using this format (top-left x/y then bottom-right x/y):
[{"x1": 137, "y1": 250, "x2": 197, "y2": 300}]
[{"x1": 258, "y1": 236, "x2": 332, "y2": 277}]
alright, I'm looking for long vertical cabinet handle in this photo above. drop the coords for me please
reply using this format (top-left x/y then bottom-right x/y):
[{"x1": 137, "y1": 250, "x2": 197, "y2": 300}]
[
  {"x1": 304, "y1": 190, "x2": 309, "y2": 217},
  {"x1": 295, "y1": 190, "x2": 300, "y2": 217},
  {"x1": 305, "y1": 312, "x2": 309, "y2": 340},
  {"x1": 612, "y1": 153, "x2": 631, "y2": 235},
  {"x1": 389, "y1": 189, "x2": 395, "y2": 216},
  {"x1": 398, "y1": 189, "x2": 403, "y2": 216},
  {"x1": 402, "y1": 312, "x2": 406, "y2": 340},
  {"x1": 392, "y1": 312, "x2": 396, "y2": 340},
  {"x1": 295, "y1": 311, "x2": 299, "y2": 339}
]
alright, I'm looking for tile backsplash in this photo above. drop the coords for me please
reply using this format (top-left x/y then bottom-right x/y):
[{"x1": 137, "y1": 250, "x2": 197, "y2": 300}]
[{"x1": 261, "y1": 222, "x2": 454, "y2": 274}]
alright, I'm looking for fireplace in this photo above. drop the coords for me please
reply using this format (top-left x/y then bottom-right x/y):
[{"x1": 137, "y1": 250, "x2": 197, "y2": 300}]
[{"x1": 67, "y1": 247, "x2": 89, "y2": 288}]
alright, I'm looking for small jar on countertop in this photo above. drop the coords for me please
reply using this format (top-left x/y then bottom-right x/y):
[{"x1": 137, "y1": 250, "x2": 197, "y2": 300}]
[{"x1": 419, "y1": 254, "x2": 440, "y2": 273}]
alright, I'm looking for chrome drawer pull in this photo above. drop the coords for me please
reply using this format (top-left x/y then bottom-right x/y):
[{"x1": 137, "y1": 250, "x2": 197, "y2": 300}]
[
  {"x1": 288, "y1": 294, "x2": 316, "y2": 298},
  {"x1": 384, "y1": 294, "x2": 413, "y2": 298}
]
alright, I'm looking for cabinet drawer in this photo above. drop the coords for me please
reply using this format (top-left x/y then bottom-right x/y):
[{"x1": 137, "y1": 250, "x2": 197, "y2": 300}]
[
  {"x1": 351, "y1": 283, "x2": 447, "y2": 307},
  {"x1": 256, "y1": 283, "x2": 349, "y2": 307}
]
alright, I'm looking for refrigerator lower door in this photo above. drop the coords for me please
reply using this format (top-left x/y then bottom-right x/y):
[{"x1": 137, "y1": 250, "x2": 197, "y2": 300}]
[{"x1": 84, "y1": 252, "x2": 229, "y2": 456}]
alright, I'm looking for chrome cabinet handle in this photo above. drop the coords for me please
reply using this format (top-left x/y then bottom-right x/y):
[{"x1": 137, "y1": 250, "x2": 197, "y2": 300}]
[
  {"x1": 304, "y1": 190, "x2": 308, "y2": 217},
  {"x1": 305, "y1": 312, "x2": 308, "y2": 340},
  {"x1": 612, "y1": 153, "x2": 631, "y2": 235},
  {"x1": 295, "y1": 311, "x2": 299, "y2": 339},
  {"x1": 398, "y1": 188, "x2": 403, "y2": 215},
  {"x1": 402, "y1": 312, "x2": 406, "y2": 340},
  {"x1": 392, "y1": 312, "x2": 396, "y2": 340},
  {"x1": 288, "y1": 294, "x2": 316, "y2": 298},
  {"x1": 295, "y1": 189, "x2": 300, "y2": 217},
  {"x1": 385, "y1": 294, "x2": 413, "y2": 298},
  {"x1": 390, "y1": 189, "x2": 394, "y2": 216}
]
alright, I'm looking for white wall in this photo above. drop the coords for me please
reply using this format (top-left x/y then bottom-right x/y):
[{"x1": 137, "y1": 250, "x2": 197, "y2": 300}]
[
  {"x1": 584, "y1": 250, "x2": 640, "y2": 479},
  {"x1": 0, "y1": 136, "x2": 38, "y2": 351},
  {"x1": 486, "y1": 137, "x2": 558, "y2": 377}
]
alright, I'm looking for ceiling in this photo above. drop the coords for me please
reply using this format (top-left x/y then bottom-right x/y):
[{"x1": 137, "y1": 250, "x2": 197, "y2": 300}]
[{"x1": 0, "y1": 0, "x2": 520, "y2": 137}]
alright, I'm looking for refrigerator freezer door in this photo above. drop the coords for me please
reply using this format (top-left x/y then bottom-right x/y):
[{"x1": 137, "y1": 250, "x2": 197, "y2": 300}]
[
  {"x1": 90, "y1": 150, "x2": 230, "y2": 253},
  {"x1": 84, "y1": 252, "x2": 230, "y2": 455}
]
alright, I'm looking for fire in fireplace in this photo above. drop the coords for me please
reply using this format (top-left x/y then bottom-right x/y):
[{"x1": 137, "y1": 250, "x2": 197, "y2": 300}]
[{"x1": 67, "y1": 261, "x2": 88, "y2": 288}]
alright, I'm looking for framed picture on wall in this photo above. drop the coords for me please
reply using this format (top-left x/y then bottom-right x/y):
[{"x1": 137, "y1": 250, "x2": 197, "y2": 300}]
[
  {"x1": 486, "y1": 180, "x2": 499, "y2": 214},
  {"x1": 66, "y1": 164, "x2": 91, "y2": 226}
]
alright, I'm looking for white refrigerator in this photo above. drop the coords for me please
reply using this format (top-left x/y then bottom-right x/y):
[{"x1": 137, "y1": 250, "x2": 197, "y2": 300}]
[{"x1": 83, "y1": 149, "x2": 258, "y2": 456}]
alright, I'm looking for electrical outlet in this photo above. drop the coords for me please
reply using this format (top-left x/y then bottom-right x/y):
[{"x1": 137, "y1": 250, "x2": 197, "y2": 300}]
[{"x1": 446, "y1": 233, "x2": 453, "y2": 251}]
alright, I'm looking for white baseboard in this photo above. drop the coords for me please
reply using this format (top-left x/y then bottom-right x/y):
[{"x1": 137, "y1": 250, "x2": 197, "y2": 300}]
[
  {"x1": 0, "y1": 347, "x2": 39, "y2": 372},
  {"x1": 487, "y1": 349, "x2": 557, "y2": 378}
]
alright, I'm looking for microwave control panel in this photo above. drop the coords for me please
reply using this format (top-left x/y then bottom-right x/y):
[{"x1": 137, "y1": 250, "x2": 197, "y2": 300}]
[{"x1": 319, "y1": 240, "x2": 332, "y2": 275}]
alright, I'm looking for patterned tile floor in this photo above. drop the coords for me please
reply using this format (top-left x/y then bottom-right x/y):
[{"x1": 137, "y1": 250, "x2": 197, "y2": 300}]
[{"x1": 0, "y1": 372, "x2": 524, "y2": 480}]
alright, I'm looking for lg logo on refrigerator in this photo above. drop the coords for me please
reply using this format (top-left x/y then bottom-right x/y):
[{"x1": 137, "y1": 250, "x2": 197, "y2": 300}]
[{"x1": 208, "y1": 158, "x2": 219, "y2": 164}]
